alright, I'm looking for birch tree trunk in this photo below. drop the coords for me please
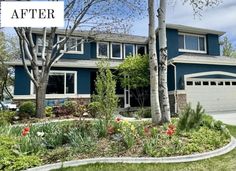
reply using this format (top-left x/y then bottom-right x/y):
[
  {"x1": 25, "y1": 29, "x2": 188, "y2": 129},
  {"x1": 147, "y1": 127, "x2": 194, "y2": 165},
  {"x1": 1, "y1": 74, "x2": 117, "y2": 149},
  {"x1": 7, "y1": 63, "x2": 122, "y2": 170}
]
[
  {"x1": 148, "y1": 0, "x2": 161, "y2": 124},
  {"x1": 158, "y1": 0, "x2": 171, "y2": 123}
]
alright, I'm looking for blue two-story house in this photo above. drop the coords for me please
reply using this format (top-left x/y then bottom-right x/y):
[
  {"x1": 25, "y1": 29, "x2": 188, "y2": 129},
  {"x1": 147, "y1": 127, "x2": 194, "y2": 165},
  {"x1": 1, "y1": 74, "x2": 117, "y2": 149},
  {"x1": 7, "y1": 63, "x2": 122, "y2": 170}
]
[{"x1": 8, "y1": 24, "x2": 236, "y2": 113}]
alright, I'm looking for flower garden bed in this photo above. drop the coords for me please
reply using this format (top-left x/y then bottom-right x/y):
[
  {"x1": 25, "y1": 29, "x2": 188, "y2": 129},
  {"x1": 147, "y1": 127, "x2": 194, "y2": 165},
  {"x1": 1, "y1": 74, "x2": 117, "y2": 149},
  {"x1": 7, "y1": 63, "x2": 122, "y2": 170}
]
[{"x1": 0, "y1": 114, "x2": 232, "y2": 171}]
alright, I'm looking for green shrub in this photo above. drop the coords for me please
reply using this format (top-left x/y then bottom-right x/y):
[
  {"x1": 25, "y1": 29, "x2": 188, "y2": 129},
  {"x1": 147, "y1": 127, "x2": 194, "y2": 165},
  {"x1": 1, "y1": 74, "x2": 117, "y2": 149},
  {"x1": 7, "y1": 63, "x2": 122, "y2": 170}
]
[
  {"x1": 0, "y1": 135, "x2": 41, "y2": 170},
  {"x1": 63, "y1": 101, "x2": 78, "y2": 115},
  {"x1": 88, "y1": 102, "x2": 100, "y2": 118},
  {"x1": 137, "y1": 108, "x2": 151, "y2": 118},
  {"x1": 43, "y1": 147, "x2": 72, "y2": 163},
  {"x1": 18, "y1": 101, "x2": 36, "y2": 118},
  {"x1": 177, "y1": 103, "x2": 205, "y2": 131},
  {"x1": 45, "y1": 106, "x2": 53, "y2": 117},
  {"x1": 0, "y1": 110, "x2": 16, "y2": 125}
]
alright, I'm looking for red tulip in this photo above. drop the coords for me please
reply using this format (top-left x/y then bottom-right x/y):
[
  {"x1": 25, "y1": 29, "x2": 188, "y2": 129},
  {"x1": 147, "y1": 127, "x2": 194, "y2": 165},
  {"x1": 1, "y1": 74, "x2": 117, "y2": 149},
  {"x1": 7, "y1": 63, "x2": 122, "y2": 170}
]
[
  {"x1": 168, "y1": 124, "x2": 176, "y2": 131},
  {"x1": 166, "y1": 128, "x2": 174, "y2": 137},
  {"x1": 144, "y1": 127, "x2": 149, "y2": 133},
  {"x1": 24, "y1": 127, "x2": 30, "y2": 132},
  {"x1": 115, "y1": 117, "x2": 121, "y2": 123}
]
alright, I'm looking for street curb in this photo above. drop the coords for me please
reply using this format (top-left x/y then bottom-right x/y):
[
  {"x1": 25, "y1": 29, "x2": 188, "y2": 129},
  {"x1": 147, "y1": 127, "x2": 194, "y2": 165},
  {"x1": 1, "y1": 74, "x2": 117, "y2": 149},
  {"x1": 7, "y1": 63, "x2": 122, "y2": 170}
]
[{"x1": 26, "y1": 136, "x2": 236, "y2": 171}]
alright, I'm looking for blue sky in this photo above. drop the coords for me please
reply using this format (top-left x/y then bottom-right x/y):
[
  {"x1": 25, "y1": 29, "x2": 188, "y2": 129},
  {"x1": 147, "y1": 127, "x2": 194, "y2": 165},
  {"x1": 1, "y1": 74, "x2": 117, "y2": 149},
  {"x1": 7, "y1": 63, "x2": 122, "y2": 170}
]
[{"x1": 131, "y1": 0, "x2": 236, "y2": 47}]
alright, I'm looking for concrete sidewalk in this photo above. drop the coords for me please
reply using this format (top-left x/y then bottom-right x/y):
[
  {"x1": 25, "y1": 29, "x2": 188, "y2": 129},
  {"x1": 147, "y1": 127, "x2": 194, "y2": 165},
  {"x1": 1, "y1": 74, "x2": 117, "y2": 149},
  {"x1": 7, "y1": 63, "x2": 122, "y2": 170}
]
[{"x1": 208, "y1": 111, "x2": 236, "y2": 126}]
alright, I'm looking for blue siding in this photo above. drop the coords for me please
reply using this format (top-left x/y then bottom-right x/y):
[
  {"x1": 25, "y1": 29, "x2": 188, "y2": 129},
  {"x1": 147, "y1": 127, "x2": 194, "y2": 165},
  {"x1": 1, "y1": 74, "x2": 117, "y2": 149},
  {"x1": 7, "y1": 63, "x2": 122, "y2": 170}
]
[
  {"x1": 14, "y1": 66, "x2": 31, "y2": 95},
  {"x1": 77, "y1": 69, "x2": 91, "y2": 94},
  {"x1": 167, "y1": 28, "x2": 179, "y2": 59},
  {"x1": 206, "y1": 34, "x2": 220, "y2": 56},
  {"x1": 176, "y1": 63, "x2": 236, "y2": 89}
]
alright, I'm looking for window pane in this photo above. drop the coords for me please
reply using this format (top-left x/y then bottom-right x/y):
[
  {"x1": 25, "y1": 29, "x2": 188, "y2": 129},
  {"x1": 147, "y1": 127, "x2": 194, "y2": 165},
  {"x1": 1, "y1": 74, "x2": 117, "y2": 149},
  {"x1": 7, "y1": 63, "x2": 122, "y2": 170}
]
[
  {"x1": 137, "y1": 45, "x2": 146, "y2": 55},
  {"x1": 203, "y1": 81, "x2": 209, "y2": 86},
  {"x1": 125, "y1": 44, "x2": 134, "y2": 57},
  {"x1": 211, "y1": 81, "x2": 216, "y2": 85},
  {"x1": 187, "y1": 81, "x2": 193, "y2": 85},
  {"x1": 185, "y1": 35, "x2": 198, "y2": 50},
  {"x1": 67, "y1": 38, "x2": 76, "y2": 51},
  {"x1": 199, "y1": 37, "x2": 205, "y2": 51},
  {"x1": 195, "y1": 81, "x2": 201, "y2": 86},
  {"x1": 37, "y1": 37, "x2": 49, "y2": 54},
  {"x1": 98, "y1": 43, "x2": 108, "y2": 57},
  {"x1": 112, "y1": 44, "x2": 121, "y2": 58},
  {"x1": 178, "y1": 35, "x2": 184, "y2": 49},
  {"x1": 77, "y1": 39, "x2": 82, "y2": 51},
  {"x1": 47, "y1": 73, "x2": 64, "y2": 94},
  {"x1": 66, "y1": 73, "x2": 75, "y2": 93}
]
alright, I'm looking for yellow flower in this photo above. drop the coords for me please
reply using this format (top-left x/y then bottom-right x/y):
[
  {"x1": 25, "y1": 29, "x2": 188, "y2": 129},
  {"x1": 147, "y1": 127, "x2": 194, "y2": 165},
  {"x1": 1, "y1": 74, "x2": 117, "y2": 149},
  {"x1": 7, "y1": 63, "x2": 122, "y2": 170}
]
[{"x1": 130, "y1": 125, "x2": 135, "y2": 131}]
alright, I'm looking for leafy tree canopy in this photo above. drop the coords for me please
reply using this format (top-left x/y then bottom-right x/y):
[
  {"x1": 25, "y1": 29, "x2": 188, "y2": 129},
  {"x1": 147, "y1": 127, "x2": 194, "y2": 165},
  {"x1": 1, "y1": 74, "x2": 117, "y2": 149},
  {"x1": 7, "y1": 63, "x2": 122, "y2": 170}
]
[{"x1": 118, "y1": 55, "x2": 149, "y2": 89}]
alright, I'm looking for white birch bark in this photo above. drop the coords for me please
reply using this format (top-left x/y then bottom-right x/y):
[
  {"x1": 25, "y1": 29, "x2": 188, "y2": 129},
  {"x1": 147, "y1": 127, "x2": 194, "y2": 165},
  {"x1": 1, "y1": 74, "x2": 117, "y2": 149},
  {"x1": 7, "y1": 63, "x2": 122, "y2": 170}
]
[
  {"x1": 158, "y1": 0, "x2": 171, "y2": 123},
  {"x1": 148, "y1": 0, "x2": 161, "y2": 124}
]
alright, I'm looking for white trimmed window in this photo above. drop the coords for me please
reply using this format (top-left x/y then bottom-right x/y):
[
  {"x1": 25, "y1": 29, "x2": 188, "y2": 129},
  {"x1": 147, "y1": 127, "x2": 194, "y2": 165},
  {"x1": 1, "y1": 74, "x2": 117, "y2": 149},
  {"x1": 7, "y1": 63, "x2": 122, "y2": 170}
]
[
  {"x1": 97, "y1": 42, "x2": 109, "y2": 58},
  {"x1": 36, "y1": 36, "x2": 49, "y2": 55},
  {"x1": 178, "y1": 33, "x2": 206, "y2": 53},
  {"x1": 124, "y1": 44, "x2": 135, "y2": 58},
  {"x1": 31, "y1": 71, "x2": 77, "y2": 95},
  {"x1": 136, "y1": 45, "x2": 147, "y2": 55},
  {"x1": 111, "y1": 43, "x2": 122, "y2": 59},
  {"x1": 58, "y1": 36, "x2": 84, "y2": 54}
]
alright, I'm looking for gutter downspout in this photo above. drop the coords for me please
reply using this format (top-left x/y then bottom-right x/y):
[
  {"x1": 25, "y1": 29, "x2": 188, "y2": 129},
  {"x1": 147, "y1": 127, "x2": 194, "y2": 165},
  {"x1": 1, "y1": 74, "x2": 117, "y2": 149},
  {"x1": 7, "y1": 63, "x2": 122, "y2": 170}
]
[{"x1": 169, "y1": 61, "x2": 178, "y2": 114}]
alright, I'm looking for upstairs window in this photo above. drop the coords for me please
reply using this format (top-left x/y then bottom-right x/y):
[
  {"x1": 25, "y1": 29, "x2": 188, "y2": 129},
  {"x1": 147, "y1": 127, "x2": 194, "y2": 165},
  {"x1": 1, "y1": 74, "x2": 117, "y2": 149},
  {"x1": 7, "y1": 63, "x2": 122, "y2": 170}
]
[
  {"x1": 178, "y1": 33, "x2": 206, "y2": 53},
  {"x1": 111, "y1": 43, "x2": 122, "y2": 59},
  {"x1": 136, "y1": 45, "x2": 147, "y2": 55},
  {"x1": 37, "y1": 36, "x2": 49, "y2": 55},
  {"x1": 97, "y1": 42, "x2": 109, "y2": 58},
  {"x1": 58, "y1": 36, "x2": 84, "y2": 54},
  {"x1": 124, "y1": 44, "x2": 135, "y2": 58}
]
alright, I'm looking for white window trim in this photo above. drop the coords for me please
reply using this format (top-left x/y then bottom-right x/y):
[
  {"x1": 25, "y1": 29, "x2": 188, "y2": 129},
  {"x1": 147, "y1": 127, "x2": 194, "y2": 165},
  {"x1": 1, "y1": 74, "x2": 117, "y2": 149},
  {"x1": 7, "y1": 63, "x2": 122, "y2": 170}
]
[
  {"x1": 136, "y1": 44, "x2": 147, "y2": 55},
  {"x1": 124, "y1": 44, "x2": 135, "y2": 58},
  {"x1": 179, "y1": 33, "x2": 207, "y2": 54},
  {"x1": 57, "y1": 36, "x2": 84, "y2": 54},
  {"x1": 97, "y1": 42, "x2": 109, "y2": 58},
  {"x1": 111, "y1": 43, "x2": 122, "y2": 59},
  {"x1": 30, "y1": 70, "x2": 77, "y2": 96}
]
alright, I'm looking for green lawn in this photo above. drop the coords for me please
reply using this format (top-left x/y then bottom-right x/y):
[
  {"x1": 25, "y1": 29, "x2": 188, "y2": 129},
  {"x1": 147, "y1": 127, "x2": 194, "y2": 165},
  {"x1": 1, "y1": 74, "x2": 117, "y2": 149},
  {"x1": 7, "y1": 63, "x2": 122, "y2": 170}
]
[{"x1": 54, "y1": 125, "x2": 236, "y2": 171}]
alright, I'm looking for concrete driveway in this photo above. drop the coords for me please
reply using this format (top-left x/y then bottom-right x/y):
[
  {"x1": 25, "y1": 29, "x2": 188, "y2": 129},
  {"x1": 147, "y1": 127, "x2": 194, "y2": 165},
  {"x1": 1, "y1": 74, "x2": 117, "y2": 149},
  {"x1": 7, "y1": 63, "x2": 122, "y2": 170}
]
[{"x1": 208, "y1": 111, "x2": 236, "y2": 126}]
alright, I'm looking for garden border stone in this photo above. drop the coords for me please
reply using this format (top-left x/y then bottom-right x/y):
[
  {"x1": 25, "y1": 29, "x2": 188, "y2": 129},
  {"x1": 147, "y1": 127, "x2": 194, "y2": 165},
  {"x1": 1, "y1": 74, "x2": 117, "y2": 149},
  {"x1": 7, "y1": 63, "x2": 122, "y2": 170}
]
[{"x1": 26, "y1": 136, "x2": 236, "y2": 171}]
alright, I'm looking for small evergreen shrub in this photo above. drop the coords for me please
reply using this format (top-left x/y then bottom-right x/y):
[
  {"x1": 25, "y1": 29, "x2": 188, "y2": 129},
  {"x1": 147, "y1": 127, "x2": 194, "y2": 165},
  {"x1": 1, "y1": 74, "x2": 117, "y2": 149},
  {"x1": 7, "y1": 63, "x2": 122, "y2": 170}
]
[
  {"x1": 177, "y1": 103, "x2": 205, "y2": 131},
  {"x1": 91, "y1": 60, "x2": 118, "y2": 121},
  {"x1": 18, "y1": 101, "x2": 36, "y2": 118}
]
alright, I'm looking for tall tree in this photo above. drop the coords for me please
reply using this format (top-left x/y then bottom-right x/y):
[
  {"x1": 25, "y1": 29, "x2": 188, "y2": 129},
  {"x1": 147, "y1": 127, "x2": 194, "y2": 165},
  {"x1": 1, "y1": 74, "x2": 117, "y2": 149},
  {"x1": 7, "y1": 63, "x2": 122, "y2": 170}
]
[
  {"x1": 118, "y1": 55, "x2": 149, "y2": 109},
  {"x1": 148, "y1": 0, "x2": 161, "y2": 124},
  {"x1": 221, "y1": 36, "x2": 235, "y2": 57},
  {"x1": 14, "y1": 0, "x2": 145, "y2": 118},
  {"x1": 0, "y1": 30, "x2": 19, "y2": 101},
  {"x1": 158, "y1": 0, "x2": 170, "y2": 123}
]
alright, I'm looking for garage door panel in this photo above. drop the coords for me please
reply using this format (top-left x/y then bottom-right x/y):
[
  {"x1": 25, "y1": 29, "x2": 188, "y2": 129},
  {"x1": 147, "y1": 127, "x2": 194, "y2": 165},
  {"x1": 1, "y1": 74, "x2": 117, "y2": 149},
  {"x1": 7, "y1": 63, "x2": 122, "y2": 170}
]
[{"x1": 186, "y1": 78, "x2": 236, "y2": 112}]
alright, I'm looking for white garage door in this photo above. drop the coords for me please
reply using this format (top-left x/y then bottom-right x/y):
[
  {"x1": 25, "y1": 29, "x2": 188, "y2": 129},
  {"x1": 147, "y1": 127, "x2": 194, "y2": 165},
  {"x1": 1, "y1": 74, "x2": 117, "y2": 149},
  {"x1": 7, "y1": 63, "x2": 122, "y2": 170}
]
[{"x1": 185, "y1": 78, "x2": 236, "y2": 112}]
